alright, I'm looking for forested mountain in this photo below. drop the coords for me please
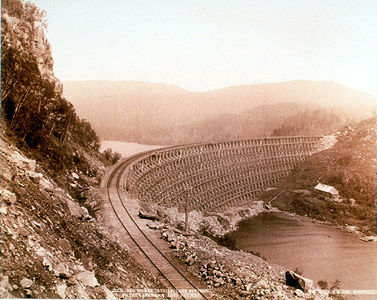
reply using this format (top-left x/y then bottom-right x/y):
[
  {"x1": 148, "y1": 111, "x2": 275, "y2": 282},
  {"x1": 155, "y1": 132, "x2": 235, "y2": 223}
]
[
  {"x1": 271, "y1": 109, "x2": 344, "y2": 136},
  {"x1": 63, "y1": 80, "x2": 375, "y2": 145}
]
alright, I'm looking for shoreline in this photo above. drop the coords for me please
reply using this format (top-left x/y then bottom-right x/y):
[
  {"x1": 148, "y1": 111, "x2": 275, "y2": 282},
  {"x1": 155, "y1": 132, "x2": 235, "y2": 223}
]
[
  {"x1": 222, "y1": 202, "x2": 377, "y2": 244},
  {"x1": 142, "y1": 197, "x2": 376, "y2": 245},
  {"x1": 263, "y1": 207, "x2": 377, "y2": 242},
  {"x1": 136, "y1": 199, "x2": 333, "y2": 299},
  {"x1": 115, "y1": 194, "x2": 375, "y2": 298}
]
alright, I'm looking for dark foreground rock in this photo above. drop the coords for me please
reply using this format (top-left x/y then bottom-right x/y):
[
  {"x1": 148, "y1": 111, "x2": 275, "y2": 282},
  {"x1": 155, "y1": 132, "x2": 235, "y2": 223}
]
[
  {"x1": 138, "y1": 210, "x2": 159, "y2": 220},
  {"x1": 285, "y1": 270, "x2": 313, "y2": 291}
]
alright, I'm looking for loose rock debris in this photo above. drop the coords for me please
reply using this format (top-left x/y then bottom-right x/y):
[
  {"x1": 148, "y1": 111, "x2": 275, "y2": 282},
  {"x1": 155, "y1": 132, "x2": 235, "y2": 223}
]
[{"x1": 1, "y1": 137, "x2": 164, "y2": 298}]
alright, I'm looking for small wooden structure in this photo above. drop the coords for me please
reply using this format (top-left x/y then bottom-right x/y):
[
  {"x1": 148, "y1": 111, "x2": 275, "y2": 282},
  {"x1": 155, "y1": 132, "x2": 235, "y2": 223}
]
[{"x1": 314, "y1": 183, "x2": 341, "y2": 202}]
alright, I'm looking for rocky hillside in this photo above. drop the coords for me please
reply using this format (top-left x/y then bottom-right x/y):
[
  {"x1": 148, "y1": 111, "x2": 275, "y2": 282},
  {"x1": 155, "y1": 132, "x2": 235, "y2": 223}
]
[
  {"x1": 260, "y1": 117, "x2": 376, "y2": 235},
  {"x1": 1, "y1": 137, "x2": 164, "y2": 298},
  {"x1": 1, "y1": 0, "x2": 163, "y2": 297},
  {"x1": 1, "y1": 0, "x2": 119, "y2": 181}
]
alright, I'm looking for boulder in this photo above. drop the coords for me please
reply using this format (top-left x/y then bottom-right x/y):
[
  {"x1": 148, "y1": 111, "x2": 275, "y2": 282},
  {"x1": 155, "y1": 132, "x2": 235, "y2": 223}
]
[
  {"x1": 294, "y1": 289, "x2": 305, "y2": 297},
  {"x1": 147, "y1": 223, "x2": 163, "y2": 230},
  {"x1": 42, "y1": 257, "x2": 52, "y2": 271},
  {"x1": 213, "y1": 277, "x2": 223, "y2": 284},
  {"x1": 0, "y1": 288, "x2": 12, "y2": 299},
  {"x1": 0, "y1": 275, "x2": 11, "y2": 291},
  {"x1": 25, "y1": 159, "x2": 36, "y2": 172},
  {"x1": 244, "y1": 283, "x2": 253, "y2": 292},
  {"x1": 53, "y1": 262, "x2": 71, "y2": 278},
  {"x1": 167, "y1": 234, "x2": 174, "y2": 242},
  {"x1": 13, "y1": 152, "x2": 36, "y2": 172},
  {"x1": 36, "y1": 246, "x2": 48, "y2": 257},
  {"x1": 102, "y1": 286, "x2": 116, "y2": 300},
  {"x1": 18, "y1": 228, "x2": 29, "y2": 237},
  {"x1": 138, "y1": 211, "x2": 158, "y2": 220},
  {"x1": 80, "y1": 206, "x2": 90, "y2": 219},
  {"x1": 254, "y1": 279, "x2": 268, "y2": 288},
  {"x1": 285, "y1": 271, "x2": 313, "y2": 291},
  {"x1": 58, "y1": 239, "x2": 72, "y2": 254},
  {"x1": 72, "y1": 172, "x2": 79, "y2": 180},
  {"x1": 20, "y1": 278, "x2": 33, "y2": 289},
  {"x1": 360, "y1": 236, "x2": 377, "y2": 242},
  {"x1": 161, "y1": 231, "x2": 168, "y2": 239},
  {"x1": 75, "y1": 285, "x2": 89, "y2": 299},
  {"x1": 1, "y1": 167, "x2": 14, "y2": 182},
  {"x1": 88, "y1": 200, "x2": 99, "y2": 211},
  {"x1": 0, "y1": 206, "x2": 7, "y2": 215},
  {"x1": 40, "y1": 178, "x2": 54, "y2": 191},
  {"x1": 32, "y1": 221, "x2": 41, "y2": 228},
  {"x1": 147, "y1": 223, "x2": 157, "y2": 229},
  {"x1": 185, "y1": 255, "x2": 195, "y2": 266},
  {"x1": 1, "y1": 189, "x2": 17, "y2": 205},
  {"x1": 28, "y1": 171, "x2": 42, "y2": 184},
  {"x1": 74, "y1": 271, "x2": 99, "y2": 287},
  {"x1": 65, "y1": 199, "x2": 89, "y2": 220},
  {"x1": 56, "y1": 282, "x2": 67, "y2": 298}
]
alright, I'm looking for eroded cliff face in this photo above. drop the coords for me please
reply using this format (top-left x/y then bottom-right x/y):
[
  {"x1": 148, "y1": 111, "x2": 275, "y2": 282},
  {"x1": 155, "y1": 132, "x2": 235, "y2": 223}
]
[
  {"x1": 2, "y1": 0, "x2": 104, "y2": 188},
  {"x1": 2, "y1": 2, "x2": 62, "y2": 95}
]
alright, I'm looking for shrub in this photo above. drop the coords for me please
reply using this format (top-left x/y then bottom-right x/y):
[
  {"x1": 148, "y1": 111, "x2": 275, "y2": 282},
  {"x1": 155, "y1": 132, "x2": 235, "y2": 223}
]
[
  {"x1": 318, "y1": 280, "x2": 328, "y2": 289},
  {"x1": 293, "y1": 266, "x2": 303, "y2": 275},
  {"x1": 102, "y1": 148, "x2": 122, "y2": 165}
]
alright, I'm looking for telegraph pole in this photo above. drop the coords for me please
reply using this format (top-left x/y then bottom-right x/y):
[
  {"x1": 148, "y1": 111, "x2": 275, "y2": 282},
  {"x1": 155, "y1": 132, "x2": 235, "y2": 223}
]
[{"x1": 184, "y1": 189, "x2": 189, "y2": 233}]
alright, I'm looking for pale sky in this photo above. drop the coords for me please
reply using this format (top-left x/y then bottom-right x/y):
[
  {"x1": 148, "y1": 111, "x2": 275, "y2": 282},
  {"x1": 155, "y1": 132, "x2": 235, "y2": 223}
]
[{"x1": 31, "y1": 0, "x2": 377, "y2": 95}]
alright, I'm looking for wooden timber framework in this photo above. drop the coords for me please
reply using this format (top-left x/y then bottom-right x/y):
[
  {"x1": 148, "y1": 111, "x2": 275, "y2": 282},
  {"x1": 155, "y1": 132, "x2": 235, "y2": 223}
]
[{"x1": 124, "y1": 136, "x2": 323, "y2": 212}]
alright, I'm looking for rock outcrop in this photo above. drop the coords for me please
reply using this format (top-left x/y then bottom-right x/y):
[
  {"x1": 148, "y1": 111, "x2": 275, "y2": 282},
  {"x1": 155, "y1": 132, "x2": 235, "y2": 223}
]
[{"x1": 285, "y1": 270, "x2": 313, "y2": 291}]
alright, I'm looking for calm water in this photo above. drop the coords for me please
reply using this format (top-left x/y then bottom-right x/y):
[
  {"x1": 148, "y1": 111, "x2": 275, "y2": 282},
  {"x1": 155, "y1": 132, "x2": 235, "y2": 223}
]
[
  {"x1": 225, "y1": 212, "x2": 377, "y2": 290},
  {"x1": 100, "y1": 140, "x2": 166, "y2": 157}
]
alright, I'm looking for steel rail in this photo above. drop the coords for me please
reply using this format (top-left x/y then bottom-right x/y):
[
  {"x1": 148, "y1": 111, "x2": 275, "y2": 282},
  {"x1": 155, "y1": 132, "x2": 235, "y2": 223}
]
[{"x1": 105, "y1": 153, "x2": 209, "y2": 300}]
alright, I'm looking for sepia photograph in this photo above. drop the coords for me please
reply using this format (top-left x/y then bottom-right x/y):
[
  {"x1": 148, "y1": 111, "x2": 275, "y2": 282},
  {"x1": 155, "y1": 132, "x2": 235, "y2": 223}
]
[{"x1": 1, "y1": 0, "x2": 376, "y2": 299}]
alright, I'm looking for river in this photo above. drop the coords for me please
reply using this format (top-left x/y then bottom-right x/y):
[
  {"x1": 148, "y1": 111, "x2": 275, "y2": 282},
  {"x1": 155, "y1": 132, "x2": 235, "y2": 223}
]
[{"x1": 223, "y1": 212, "x2": 377, "y2": 290}]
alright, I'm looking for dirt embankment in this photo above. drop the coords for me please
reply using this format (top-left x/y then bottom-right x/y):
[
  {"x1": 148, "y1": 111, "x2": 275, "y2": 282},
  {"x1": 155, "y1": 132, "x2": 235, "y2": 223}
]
[{"x1": 0, "y1": 136, "x2": 164, "y2": 298}]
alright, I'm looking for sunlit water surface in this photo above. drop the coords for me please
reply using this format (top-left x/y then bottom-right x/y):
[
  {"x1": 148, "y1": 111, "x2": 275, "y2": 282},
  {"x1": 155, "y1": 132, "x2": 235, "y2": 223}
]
[
  {"x1": 225, "y1": 212, "x2": 377, "y2": 290},
  {"x1": 101, "y1": 140, "x2": 166, "y2": 157}
]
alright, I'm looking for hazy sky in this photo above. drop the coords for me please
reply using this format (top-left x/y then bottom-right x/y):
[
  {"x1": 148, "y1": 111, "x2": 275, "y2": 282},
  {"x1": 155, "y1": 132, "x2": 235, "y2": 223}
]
[{"x1": 31, "y1": 0, "x2": 376, "y2": 95}]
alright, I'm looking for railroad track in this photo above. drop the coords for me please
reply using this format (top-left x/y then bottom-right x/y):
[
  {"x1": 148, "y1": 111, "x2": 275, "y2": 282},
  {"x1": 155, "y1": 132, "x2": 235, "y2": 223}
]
[{"x1": 105, "y1": 152, "x2": 210, "y2": 300}]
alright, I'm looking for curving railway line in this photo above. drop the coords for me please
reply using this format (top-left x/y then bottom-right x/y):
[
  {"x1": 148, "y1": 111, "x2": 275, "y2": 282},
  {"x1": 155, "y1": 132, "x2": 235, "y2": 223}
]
[
  {"x1": 103, "y1": 151, "x2": 210, "y2": 300},
  {"x1": 102, "y1": 136, "x2": 321, "y2": 299}
]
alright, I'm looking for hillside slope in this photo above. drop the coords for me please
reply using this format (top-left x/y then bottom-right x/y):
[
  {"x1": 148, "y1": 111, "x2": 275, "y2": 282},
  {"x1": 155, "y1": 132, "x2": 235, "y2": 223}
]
[
  {"x1": 260, "y1": 117, "x2": 376, "y2": 235},
  {"x1": 1, "y1": 0, "x2": 163, "y2": 297},
  {"x1": 63, "y1": 80, "x2": 375, "y2": 144},
  {"x1": 1, "y1": 136, "x2": 163, "y2": 298}
]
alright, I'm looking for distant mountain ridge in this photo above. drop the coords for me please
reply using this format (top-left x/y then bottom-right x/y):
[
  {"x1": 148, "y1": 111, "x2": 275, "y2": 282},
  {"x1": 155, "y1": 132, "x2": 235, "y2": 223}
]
[{"x1": 63, "y1": 80, "x2": 376, "y2": 145}]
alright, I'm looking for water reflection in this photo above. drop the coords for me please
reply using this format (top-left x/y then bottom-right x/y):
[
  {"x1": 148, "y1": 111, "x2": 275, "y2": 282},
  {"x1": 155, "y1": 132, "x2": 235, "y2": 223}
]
[{"x1": 224, "y1": 212, "x2": 377, "y2": 290}]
